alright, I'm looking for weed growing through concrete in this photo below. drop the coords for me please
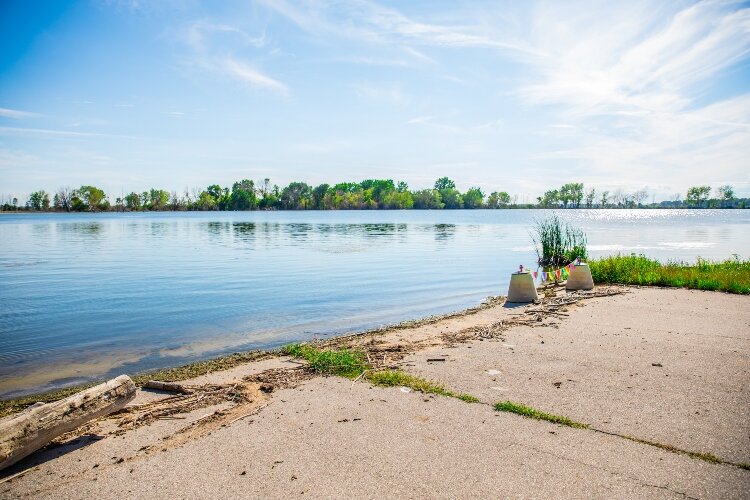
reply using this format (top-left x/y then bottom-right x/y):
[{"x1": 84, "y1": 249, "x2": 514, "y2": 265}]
[
  {"x1": 494, "y1": 401, "x2": 589, "y2": 429},
  {"x1": 366, "y1": 370, "x2": 452, "y2": 396},
  {"x1": 620, "y1": 435, "x2": 722, "y2": 464},
  {"x1": 457, "y1": 393, "x2": 481, "y2": 403},
  {"x1": 365, "y1": 369, "x2": 479, "y2": 404}
]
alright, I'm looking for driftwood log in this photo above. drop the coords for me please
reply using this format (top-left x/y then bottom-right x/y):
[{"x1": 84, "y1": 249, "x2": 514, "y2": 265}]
[
  {"x1": 0, "y1": 375, "x2": 136, "y2": 471},
  {"x1": 143, "y1": 380, "x2": 192, "y2": 394}
]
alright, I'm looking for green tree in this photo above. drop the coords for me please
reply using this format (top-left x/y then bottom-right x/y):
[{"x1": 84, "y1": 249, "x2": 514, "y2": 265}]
[
  {"x1": 205, "y1": 185, "x2": 230, "y2": 210},
  {"x1": 558, "y1": 183, "x2": 583, "y2": 208},
  {"x1": 486, "y1": 191, "x2": 511, "y2": 208},
  {"x1": 434, "y1": 177, "x2": 456, "y2": 191},
  {"x1": 258, "y1": 193, "x2": 279, "y2": 209},
  {"x1": 196, "y1": 191, "x2": 216, "y2": 210},
  {"x1": 280, "y1": 182, "x2": 313, "y2": 209},
  {"x1": 230, "y1": 179, "x2": 257, "y2": 210},
  {"x1": 463, "y1": 187, "x2": 484, "y2": 209},
  {"x1": 28, "y1": 190, "x2": 50, "y2": 210},
  {"x1": 538, "y1": 190, "x2": 559, "y2": 208},
  {"x1": 412, "y1": 189, "x2": 444, "y2": 209},
  {"x1": 686, "y1": 186, "x2": 711, "y2": 207},
  {"x1": 312, "y1": 183, "x2": 329, "y2": 209},
  {"x1": 717, "y1": 185, "x2": 734, "y2": 201},
  {"x1": 124, "y1": 192, "x2": 141, "y2": 211},
  {"x1": 382, "y1": 190, "x2": 414, "y2": 209},
  {"x1": 146, "y1": 189, "x2": 170, "y2": 210},
  {"x1": 440, "y1": 188, "x2": 463, "y2": 209},
  {"x1": 77, "y1": 185, "x2": 106, "y2": 212},
  {"x1": 360, "y1": 179, "x2": 395, "y2": 207}
]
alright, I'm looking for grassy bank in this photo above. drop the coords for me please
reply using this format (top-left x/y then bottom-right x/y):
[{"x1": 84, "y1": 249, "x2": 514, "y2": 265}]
[{"x1": 589, "y1": 255, "x2": 750, "y2": 294}]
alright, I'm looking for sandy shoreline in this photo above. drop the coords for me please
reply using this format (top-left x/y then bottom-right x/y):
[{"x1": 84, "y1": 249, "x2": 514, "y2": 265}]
[{"x1": 1, "y1": 286, "x2": 749, "y2": 498}]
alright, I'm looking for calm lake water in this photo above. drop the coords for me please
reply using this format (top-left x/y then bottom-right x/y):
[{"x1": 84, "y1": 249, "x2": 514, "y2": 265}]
[{"x1": 1, "y1": 209, "x2": 749, "y2": 397}]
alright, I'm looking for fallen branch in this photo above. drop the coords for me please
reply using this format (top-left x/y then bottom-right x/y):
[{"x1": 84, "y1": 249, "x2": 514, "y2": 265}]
[
  {"x1": 143, "y1": 380, "x2": 193, "y2": 395},
  {"x1": 0, "y1": 375, "x2": 136, "y2": 471}
]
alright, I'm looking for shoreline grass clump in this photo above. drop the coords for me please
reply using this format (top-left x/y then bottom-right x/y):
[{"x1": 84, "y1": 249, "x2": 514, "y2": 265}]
[
  {"x1": 494, "y1": 401, "x2": 588, "y2": 429},
  {"x1": 365, "y1": 369, "x2": 479, "y2": 403},
  {"x1": 531, "y1": 215, "x2": 588, "y2": 267},
  {"x1": 282, "y1": 343, "x2": 369, "y2": 379},
  {"x1": 589, "y1": 254, "x2": 750, "y2": 294}
]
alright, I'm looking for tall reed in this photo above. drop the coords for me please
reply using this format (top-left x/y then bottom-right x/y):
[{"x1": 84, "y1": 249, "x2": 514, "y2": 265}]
[{"x1": 531, "y1": 215, "x2": 588, "y2": 267}]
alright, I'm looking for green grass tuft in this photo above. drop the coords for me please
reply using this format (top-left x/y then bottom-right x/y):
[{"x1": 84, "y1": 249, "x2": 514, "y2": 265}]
[
  {"x1": 494, "y1": 400, "x2": 588, "y2": 429},
  {"x1": 282, "y1": 343, "x2": 369, "y2": 379},
  {"x1": 457, "y1": 393, "x2": 480, "y2": 403},
  {"x1": 364, "y1": 369, "x2": 479, "y2": 404},
  {"x1": 589, "y1": 254, "x2": 750, "y2": 294},
  {"x1": 365, "y1": 370, "x2": 453, "y2": 397}
]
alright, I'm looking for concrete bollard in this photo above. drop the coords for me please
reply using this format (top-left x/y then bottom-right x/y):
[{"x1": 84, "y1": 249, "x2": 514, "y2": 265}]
[
  {"x1": 566, "y1": 263, "x2": 594, "y2": 290},
  {"x1": 507, "y1": 272, "x2": 538, "y2": 303}
]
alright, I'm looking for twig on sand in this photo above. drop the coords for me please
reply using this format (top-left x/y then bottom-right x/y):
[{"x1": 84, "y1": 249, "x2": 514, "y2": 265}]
[{"x1": 351, "y1": 370, "x2": 371, "y2": 385}]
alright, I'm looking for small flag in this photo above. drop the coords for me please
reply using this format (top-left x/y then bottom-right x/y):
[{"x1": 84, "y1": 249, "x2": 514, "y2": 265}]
[
  {"x1": 555, "y1": 269, "x2": 561, "y2": 280},
  {"x1": 533, "y1": 271, "x2": 538, "y2": 279},
  {"x1": 542, "y1": 272, "x2": 548, "y2": 281}
]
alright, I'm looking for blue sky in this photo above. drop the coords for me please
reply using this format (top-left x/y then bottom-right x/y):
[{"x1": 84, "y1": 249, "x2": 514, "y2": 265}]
[{"x1": 1, "y1": 0, "x2": 749, "y2": 202}]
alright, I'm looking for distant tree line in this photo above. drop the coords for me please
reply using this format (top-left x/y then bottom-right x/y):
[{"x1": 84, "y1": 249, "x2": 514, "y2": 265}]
[{"x1": 1, "y1": 178, "x2": 746, "y2": 212}]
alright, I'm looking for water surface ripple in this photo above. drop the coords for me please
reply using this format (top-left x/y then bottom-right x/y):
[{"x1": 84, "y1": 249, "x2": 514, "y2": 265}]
[{"x1": 1, "y1": 209, "x2": 748, "y2": 397}]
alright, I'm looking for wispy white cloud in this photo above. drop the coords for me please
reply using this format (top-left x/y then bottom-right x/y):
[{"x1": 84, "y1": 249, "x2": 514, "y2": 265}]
[
  {"x1": 256, "y1": 0, "x2": 749, "y2": 192},
  {"x1": 327, "y1": 56, "x2": 409, "y2": 67},
  {"x1": 0, "y1": 126, "x2": 137, "y2": 140},
  {"x1": 258, "y1": 0, "x2": 533, "y2": 54},
  {"x1": 0, "y1": 107, "x2": 39, "y2": 119},
  {"x1": 510, "y1": 1, "x2": 750, "y2": 191},
  {"x1": 223, "y1": 58, "x2": 289, "y2": 95},
  {"x1": 183, "y1": 20, "x2": 267, "y2": 53},
  {"x1": 407, "y1": 115, "x2": 503, "y2": 134},
  {"x1": 174, "y1": 18, "x2": 286, "y2": 96}
]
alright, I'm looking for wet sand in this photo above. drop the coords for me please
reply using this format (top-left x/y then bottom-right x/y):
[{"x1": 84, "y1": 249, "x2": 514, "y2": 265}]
[{"x1": 1, "y1": 287, "x2": 749, "y2": 499}]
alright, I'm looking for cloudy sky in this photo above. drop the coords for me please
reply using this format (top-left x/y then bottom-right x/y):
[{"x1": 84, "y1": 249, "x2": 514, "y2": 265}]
[{"x1": 1, "y1": 0, "x2": 749, "y2": 202}]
